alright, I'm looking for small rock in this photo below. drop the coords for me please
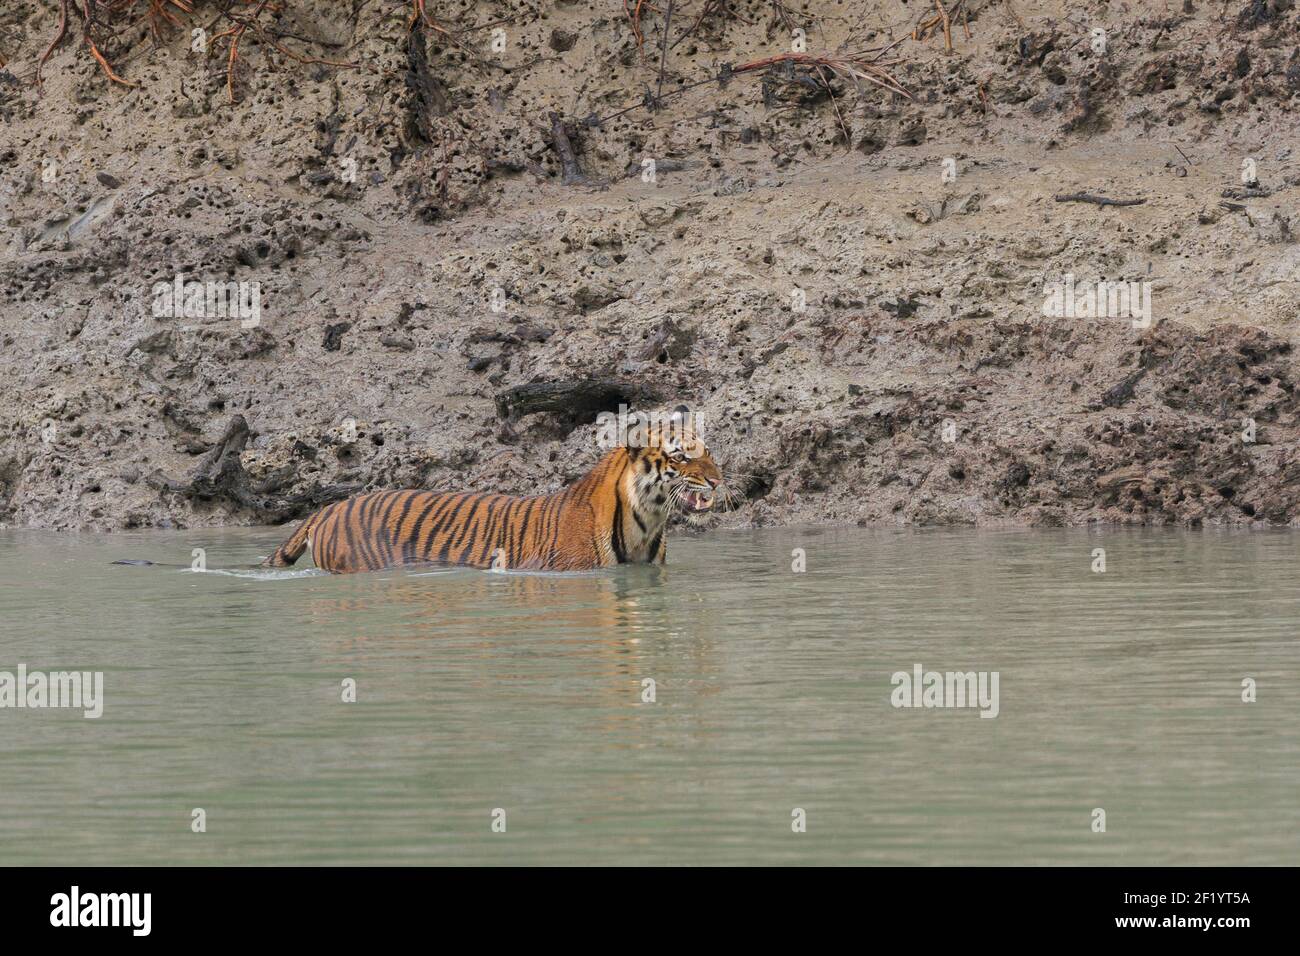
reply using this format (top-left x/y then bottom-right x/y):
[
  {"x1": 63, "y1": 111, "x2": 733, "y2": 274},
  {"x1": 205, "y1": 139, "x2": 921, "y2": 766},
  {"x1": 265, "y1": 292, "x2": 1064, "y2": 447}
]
[
  {"x1": 322, "y1": 321, "x2": 351, "y2": 352},
  {"x1": 380, "y1": 331, "x2": 415, "y2": 351},
  {"x1": 549, "y1": 29, "x2": 577, "y2": 52}
]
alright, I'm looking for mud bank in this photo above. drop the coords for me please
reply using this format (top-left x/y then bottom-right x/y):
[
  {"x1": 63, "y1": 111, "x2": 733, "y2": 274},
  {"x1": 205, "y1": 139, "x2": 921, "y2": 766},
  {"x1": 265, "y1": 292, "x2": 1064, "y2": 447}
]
[{"x1": 1, "y1": 1, "x2": 1298, "y2": 532}]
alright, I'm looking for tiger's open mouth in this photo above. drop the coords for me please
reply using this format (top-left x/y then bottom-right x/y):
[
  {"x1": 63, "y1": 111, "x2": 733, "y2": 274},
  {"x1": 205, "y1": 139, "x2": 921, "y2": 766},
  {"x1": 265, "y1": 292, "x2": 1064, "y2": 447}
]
[{"x1": 681, "y1": 487, "x2": 714, "y2": 512}]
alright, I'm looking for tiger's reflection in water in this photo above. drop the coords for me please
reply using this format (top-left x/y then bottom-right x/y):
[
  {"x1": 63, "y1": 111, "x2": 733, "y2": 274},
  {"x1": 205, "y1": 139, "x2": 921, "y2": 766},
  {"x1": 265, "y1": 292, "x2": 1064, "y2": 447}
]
[{"x1": 295, "y1": 563, "x2": 724, "y2": 737}]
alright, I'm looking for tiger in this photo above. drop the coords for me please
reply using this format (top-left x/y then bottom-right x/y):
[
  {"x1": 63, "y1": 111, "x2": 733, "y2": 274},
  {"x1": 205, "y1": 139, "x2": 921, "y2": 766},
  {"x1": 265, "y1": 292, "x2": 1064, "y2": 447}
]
[{"x1": 262, "y1": 406, "x2": 724, "y2": 574}]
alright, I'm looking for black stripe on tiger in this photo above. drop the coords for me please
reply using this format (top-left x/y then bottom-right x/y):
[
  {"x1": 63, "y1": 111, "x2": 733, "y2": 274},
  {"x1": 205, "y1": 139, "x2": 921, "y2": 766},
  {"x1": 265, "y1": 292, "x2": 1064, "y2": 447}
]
[
  {"x1": 315, "y1": 501, "x2": 343, "y2": 569},
  {"x1": 406, "y1": 493, "x2": 448, "y2": 565},
  {"x1": 472, "y1": 496, "x2": 506, "y2": 567},
  {"x1": 406, "y1": 494, "x2": 450, "y2": 563},
  {"x1": 388, "y1": 491, "x2": 422, "y2": 565},
  {"x1": 610, "y1": 493, "x2": 627, "y2": 563},
  {"x1": 263, "y1": 510, "x2": 318, "y2": 567},
  {"x1": 442, "y1": 494, "x2": 488, "y2": 565},
  {"x1": 373, "y1": 491, "x2": 406, "y2": 568},
  {"x1": 428, "y1": 493, "x2": 476, "y2": 565},
  {"x1": 424, "y1": 495, "x2": 466, "y2": 560},
  {"x1": 352, "y1": 493, "x2": 383, "y2": 571}
]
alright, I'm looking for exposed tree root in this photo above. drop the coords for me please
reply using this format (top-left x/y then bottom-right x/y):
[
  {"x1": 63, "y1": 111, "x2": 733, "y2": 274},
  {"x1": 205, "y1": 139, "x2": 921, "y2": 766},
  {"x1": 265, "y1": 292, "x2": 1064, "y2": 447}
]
[
  {"x1": 37, "y1": 0, "x2": 194, "y2": 89},
  {"x1": 35, "y1": 0, "x2": 70, "y2": 87},
  {"x1": 144, "y1": 0, "x2": 192, "y2": 41},
  {"x1": 624, "y1": 0, "x2": 647, "y2": 53},
  {"x1": 39, "y1": 0, "x2": 138, "y2": 88},
  {"x1": 208, "y1": 0, "x2": 360, "y2": 104},
  {"x1": 34, "y1": 0, "x2": 358, "y2": 100}
]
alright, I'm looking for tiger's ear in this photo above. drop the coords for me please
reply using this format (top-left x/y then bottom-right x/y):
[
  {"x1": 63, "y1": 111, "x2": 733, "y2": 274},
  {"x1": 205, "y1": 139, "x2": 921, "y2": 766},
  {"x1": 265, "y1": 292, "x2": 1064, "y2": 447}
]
[{"x1": 668, "y1": 404, "x2": 704, "y2": 458}]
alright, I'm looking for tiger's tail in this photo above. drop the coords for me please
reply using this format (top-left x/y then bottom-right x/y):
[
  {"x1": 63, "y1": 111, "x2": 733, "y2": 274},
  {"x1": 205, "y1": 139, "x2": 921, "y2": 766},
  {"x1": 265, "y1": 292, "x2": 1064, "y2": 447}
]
[{"x1": 263, "y1": 510, "x2": 322, "y2": 568}]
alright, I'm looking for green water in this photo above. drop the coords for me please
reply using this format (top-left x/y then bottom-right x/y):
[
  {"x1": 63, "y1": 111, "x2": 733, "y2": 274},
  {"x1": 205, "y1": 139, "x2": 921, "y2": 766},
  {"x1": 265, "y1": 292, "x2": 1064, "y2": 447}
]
[{"x1": 0, "y1": 525, "x2": 1297, "y2": 865}]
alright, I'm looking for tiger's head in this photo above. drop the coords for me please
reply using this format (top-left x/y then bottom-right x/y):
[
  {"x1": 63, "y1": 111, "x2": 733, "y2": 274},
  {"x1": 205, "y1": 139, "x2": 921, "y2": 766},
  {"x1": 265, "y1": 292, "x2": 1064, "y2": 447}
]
[{"x1": 626, "y1": 405, "x2": 723, "y2": 515}]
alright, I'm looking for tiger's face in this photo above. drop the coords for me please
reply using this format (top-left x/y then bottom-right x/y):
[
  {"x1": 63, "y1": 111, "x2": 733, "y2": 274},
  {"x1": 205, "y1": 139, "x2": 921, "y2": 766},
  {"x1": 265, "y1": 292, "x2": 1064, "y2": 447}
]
[{"x1": 628, "y1": 406, "x2": 723, "y2": 514}]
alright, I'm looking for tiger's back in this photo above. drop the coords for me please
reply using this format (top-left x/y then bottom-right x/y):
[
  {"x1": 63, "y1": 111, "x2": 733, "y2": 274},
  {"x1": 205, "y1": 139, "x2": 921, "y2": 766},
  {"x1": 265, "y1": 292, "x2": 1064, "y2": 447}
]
[{"x1": 265, "y1": 487, "x2": 596, "y2": 574}]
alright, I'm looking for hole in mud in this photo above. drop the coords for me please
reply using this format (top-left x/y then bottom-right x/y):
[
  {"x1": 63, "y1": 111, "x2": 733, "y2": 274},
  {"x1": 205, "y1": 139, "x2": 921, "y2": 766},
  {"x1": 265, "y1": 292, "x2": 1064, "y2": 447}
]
[{"x1": 742, "y1": 473, "x2": 774, "y2": 502}]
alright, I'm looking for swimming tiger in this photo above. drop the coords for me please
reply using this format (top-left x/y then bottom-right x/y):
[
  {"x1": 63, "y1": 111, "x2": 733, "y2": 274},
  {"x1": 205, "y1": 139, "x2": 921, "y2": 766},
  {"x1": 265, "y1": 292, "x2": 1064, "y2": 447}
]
[{"x1": 262, "y1": 406, "x2": 723, "y2": 574}]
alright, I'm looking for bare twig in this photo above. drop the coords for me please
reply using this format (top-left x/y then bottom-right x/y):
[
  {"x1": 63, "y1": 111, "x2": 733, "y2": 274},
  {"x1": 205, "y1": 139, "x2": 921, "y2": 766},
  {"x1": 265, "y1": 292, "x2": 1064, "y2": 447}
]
[
  {"x1": 733, "y1": 51, "x2": 911, "y2": 98},
  {"x1": 670, "y1": 0, "x2": 724, "y2": 52},
  {"x1": 814, "y1": 63, "x2": 851, "y2": 150},
  {"x1": 655, "y1": 0, "x2": 676, "y2": 105},
  {"x1": 584, "y1": 46, "x2": 911, "y2": 129}
]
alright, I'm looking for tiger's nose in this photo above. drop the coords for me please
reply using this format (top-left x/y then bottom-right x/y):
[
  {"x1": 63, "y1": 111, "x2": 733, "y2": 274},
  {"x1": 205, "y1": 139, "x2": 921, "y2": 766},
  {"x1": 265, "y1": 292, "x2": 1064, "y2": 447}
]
[{"x1": 707, "y1": 477, "x2": 721, "y2": 488}]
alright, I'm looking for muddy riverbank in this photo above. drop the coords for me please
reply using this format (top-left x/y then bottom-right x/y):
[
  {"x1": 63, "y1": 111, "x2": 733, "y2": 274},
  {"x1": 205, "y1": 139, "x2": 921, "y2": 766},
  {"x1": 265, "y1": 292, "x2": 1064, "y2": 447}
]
[{"x1": 1, "y1": 1, "x2": 1298, "y2": 531}]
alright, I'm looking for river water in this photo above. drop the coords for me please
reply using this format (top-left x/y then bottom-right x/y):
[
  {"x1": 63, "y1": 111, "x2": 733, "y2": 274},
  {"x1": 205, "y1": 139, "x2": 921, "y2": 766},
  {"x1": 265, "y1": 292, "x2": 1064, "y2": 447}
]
[{"x1": 1, "y1": 525, "x2": 1296, "y2": 865}]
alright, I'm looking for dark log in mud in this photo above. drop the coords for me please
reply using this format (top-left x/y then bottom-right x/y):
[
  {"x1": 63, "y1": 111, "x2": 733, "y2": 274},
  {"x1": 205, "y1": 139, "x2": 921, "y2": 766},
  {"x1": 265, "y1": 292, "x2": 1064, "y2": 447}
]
[{"x1": 495, "y1": 379, "x2": 665, "y2": 424}]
